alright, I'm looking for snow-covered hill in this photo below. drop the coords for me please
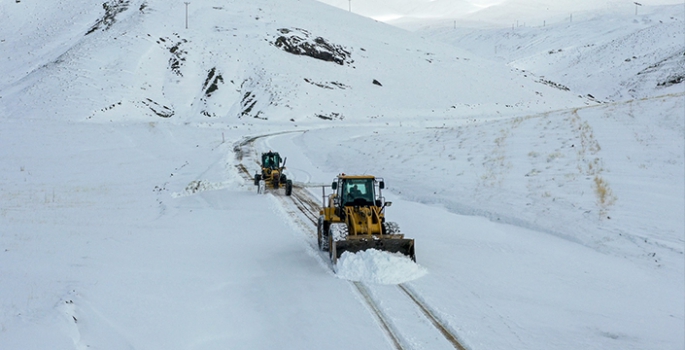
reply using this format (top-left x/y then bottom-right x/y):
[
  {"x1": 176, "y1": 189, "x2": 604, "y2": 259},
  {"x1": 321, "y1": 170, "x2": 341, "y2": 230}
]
[
  {"x1": 317, "y1": 0, "x2": 683, "y2": 29},
  {"x1": 420, "y1": 4, "x2": 685, "y2": 101},
  {"x1": 0, "y1": 0, "x2": 581, "y2": 126},
  {"x1": 0, "y1": 0, "x2": 683, "y2": 349}
]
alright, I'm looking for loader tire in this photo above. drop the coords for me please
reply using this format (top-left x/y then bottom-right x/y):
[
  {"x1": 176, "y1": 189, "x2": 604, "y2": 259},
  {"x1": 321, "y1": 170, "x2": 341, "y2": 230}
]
[
  {"x1": 329, "y1": 223, "x2": 349, "y2": 242},
  {"x1": 285, "y1": 180, "x2": 293, "y2": 196},
  {"x1": 383, "y1": 221, "x2": 401, "y2": 235},
  {"x1": 317, "y1": 216, "x2": 329, "y2": 251},
  {"x1": 328, "y1": 223, "x2": 348, "y2": 260}
]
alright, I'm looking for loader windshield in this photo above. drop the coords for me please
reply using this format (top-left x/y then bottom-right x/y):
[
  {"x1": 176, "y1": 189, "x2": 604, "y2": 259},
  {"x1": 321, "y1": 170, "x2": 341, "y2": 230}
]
[
  {"x1": 342, "y1": 178, "x2": 374, "y2": 206},
  {"x1": 262, "y1": 152, "x2": 280, "y2": 169}
]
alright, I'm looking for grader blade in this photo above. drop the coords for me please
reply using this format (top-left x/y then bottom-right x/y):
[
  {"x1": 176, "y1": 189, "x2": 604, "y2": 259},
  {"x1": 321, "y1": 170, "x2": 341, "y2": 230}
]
[{"x1": 332, "y1": 238, "x2": 415, "y2": 264}]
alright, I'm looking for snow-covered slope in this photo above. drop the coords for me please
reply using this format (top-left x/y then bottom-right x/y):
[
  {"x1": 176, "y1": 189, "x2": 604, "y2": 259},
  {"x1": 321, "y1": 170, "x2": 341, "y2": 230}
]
[
  {"x1": 0, "y1": 0, "x2": 683, "y2": 349},
  {"x1": 421, "y1": 4, "x2": 685, "y2": 101},
  {"x1": 317, "y1": 0, "x2": 683, "y2": 28},
  {"x1": 0, "y1": 0, "x2": 581, "y2": 126}
]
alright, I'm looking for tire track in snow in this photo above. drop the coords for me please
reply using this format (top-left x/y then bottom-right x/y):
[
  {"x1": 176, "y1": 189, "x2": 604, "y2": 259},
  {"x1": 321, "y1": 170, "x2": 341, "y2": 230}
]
[{"x1": 398, "y1": 284, "x2": 468, "y2": 350}]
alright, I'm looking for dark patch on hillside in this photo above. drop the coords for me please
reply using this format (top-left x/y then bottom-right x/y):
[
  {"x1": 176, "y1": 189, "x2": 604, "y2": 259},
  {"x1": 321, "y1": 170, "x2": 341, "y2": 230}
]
[
  {"x1": 303, "y1": 78, "x2": 348, "y2": 90},
  {"x1": 235, "y1": 74, "x2": 283, "y2": 120},
  {"x1": 86, "y1": 0, "x2": 130, "y2": 35},
  {"x1": 240, "y1": 91, "x2": 263, "y2": 119},
  {"x1": 638, "y1": 50, "x2": 685, "y2": 89},
  {"x1": 100, "y1": 101, "x2": 122, "y2": 112},
  {"x1": 86, "y1": 101, "x2": 123, "y2": 119},
  {"x1": 155, "y1": 34, "x2": 188, "y2": 76},
  {"x1": 538, "y1": 78, "x2": 570, "y2": 91},
  {"x1": 199, "y1": 68, "x2": 224, "y2": 117},
  {"x1": 142, "y1": 98, "x2": 174, "y2": 118},
  {"x1": 315, "y1": 112, "x2": 344, "y2": 120},
  {"x1": 658, "y1": 74, "x2": 684, "y2": 87},
  {"x1": 273, "y1": 28, "x2": 352, "y2": 66},
  {"x1": 203, "y1": 68, "x2": 224, "y2": 97}
]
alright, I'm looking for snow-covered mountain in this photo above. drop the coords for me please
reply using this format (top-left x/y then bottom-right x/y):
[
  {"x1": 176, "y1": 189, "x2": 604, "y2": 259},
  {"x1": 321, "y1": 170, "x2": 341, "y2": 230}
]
[
  {"x1": 0, "y1": 0, "x2": 682, "y2": 349},
  {"x1": 420, "y1": 3, "x2": 685, "y2": 101},
  {"x1": 317, "y1": 0, "x2": 683, "y2": 29},
  {"x1": 0, "y1": 0, "x2": 584, "y2": 125}
]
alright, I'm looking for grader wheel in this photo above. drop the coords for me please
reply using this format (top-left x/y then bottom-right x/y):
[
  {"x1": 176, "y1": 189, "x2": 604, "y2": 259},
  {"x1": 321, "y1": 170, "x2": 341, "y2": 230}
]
[{"x1": 285, "y1": 180, "x2": 293, "y2": 196}]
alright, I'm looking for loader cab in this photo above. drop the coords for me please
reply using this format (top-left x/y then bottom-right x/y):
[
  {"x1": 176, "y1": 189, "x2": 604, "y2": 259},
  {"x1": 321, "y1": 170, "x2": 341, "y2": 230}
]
[
  {"x1": 333, "y1": 176, "x2": 377, "y2": 207},
  {"x1": 262, "y1": 152, "x2": 281, "y2": 169}
]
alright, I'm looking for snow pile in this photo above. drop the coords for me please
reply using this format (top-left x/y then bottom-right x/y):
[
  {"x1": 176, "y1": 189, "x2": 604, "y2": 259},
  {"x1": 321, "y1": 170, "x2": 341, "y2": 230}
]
[{"x1": 335, "y1": 249, "x2": 427, "y2": 285}]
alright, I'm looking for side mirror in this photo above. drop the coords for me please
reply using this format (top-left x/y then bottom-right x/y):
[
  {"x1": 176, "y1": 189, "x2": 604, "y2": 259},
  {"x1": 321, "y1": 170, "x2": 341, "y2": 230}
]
[
  {"x1": 379, "y1": 181, "x2": 385, "y2": 189},
  {"x1": 331, "y1": 182, "x2": 337, "y2": 190},
  {"x1": 385, "y1": 201, "x2": 392, "y2": 207}
]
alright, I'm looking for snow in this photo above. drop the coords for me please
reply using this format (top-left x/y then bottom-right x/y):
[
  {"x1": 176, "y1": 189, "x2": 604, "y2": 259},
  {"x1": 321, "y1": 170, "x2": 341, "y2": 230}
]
[
  {"x1": 0, "y1": 0, "x2": 683, "y2": 349},
  {"x1": 316, "y1": 0, "x2": 684, "y2": 30},
  {"x1": 335, "y1": 249, "x2": 428, "y2": 285}
]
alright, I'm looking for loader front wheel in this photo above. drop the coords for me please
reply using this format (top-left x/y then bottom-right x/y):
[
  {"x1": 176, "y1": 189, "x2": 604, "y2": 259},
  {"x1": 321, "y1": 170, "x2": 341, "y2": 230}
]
[
  {"x1": 383, "y1": 221, "x2": 401, "y2": 235},
  {"x1": 328, "y1": 223, "x2": 348, "y2": 262},
  {"x1": 329, "y1": 223, "x2": 349, "y2": 242},
  {"x1": 317, "y1": 216, "x2": 329, "y2": 251}
]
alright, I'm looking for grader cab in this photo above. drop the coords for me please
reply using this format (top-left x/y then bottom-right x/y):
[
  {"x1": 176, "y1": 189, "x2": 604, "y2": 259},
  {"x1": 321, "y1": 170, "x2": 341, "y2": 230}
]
[
  {"x1": 253, "y1": 151, "x2": 292, "y2": 196},
  {"x1": 317, "y1": 174, "x2": 415, "y2": 264}
]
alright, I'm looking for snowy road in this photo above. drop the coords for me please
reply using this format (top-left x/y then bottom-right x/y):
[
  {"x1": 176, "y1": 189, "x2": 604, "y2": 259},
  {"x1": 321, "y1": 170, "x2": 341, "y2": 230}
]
[{"x1": 236, "y1": 132, "x2": 469, "y2": 350}]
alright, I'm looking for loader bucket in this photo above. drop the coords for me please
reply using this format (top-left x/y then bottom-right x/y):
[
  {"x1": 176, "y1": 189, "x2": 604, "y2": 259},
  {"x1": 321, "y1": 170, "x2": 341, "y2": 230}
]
[{"x1": 331, "y1": 238, "x2": 415, "y2": 264}]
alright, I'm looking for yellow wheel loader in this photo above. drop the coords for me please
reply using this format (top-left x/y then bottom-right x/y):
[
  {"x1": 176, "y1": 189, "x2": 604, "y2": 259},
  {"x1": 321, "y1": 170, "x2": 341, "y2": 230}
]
[
  {"x1": 253, "y1": 151, "x2": 292, "y2": 196},
  {"x1": 317, "y1": 174, "x2": 415, "y2": 264}
]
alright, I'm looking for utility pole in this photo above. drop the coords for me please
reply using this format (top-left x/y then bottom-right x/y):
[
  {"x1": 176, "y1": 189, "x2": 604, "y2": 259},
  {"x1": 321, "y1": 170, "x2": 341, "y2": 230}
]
[
  {"x1": 634, "y1": 2, "x2": 642, "y2": 15},
  {"x1": 184, "y1": 2, "x2": 190, "y2": 29},
  {"x1": 348, "y1": 0, "x2": 351, "y2": 12}
]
